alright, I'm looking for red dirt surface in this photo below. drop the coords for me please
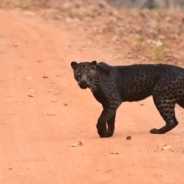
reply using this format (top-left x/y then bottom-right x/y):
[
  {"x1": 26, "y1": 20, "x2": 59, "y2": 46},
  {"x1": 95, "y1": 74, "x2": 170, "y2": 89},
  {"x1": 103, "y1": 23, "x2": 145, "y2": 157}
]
[{"x1": 0, "y1": 2, "x2": 184, "y2": 184}]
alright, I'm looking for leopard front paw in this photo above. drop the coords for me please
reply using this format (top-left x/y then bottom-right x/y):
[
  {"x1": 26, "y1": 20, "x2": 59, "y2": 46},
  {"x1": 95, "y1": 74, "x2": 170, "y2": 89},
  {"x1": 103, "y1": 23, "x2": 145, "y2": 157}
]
[
  {"x1": 96, "y1": 124, "x2": 108, "y2": 138},
  {"x1": 150, "y1": 128, "x2": 165, "y2": 134},
  {"x1": 98, "y1": 129, "x2": 108, "y2": 138}
]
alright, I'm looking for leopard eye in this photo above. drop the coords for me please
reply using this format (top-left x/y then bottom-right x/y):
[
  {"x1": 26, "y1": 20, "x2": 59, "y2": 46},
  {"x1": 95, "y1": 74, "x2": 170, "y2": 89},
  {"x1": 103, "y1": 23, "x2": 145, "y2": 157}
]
[{"x1": 75, "y1": 72, "x2": 80, "y2": 76}]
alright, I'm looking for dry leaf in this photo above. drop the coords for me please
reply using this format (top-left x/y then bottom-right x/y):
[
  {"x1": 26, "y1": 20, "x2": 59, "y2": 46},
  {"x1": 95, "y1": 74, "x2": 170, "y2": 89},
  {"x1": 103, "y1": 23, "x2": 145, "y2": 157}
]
[
  {"x1": 50, "y1": 100, "x2": 57, "y2": 103},
  {"x1": 126, "y1": 136, "x2": 132, "y2": 140},
  {"x1": 29, "y1": 89, "x2": 35, "y2": 92},
  {"x1": 154, "y1": 144, "x2": 173, "y2": 152},
  {"x1": 110, "y1": 152, "x2": 119, "y2": 154},
  {"x1": 25, "y1": 77, "x2": 32, "y2": 80},
  {"x1": 28, "y1": 94, "x2": 34, "y2": 97},
  {"x1": 162, "y1": 145, "x2": 173, "y2": 151},
  {"x1": 55, "y1": 92, "x2": 60, "y2": 95},
  {"x1": 47, "y1": 89, "x2": 54, "y2": 92},
  {"x1": 47, "y1": 113, "x2": 56, "y2": 116},
  {"x1": 23, "y1": 11, "x2": 35, "y2": 16},
  {"x1": 71, "y1": 141, "x2": 83, "y2": 147}
]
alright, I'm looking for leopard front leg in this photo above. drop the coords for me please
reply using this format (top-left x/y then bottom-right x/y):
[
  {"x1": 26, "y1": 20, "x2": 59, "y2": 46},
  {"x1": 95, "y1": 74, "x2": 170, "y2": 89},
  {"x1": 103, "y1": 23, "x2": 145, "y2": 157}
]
[
  {"x1": 96, "y1": 107, "x2": 116, "y2": 138},
  {"x1": 95, "y1": 82, "x2": 121, "y2": 138},
  {"x1": 99, "y1": 104, "x2": 116, "y2": 137},
  {"x1": 106, "y1": 113, "x2": 116, "y2": 137},
  {"x1": 97, "y1": 98, "x2": 121, "y2": 138}
]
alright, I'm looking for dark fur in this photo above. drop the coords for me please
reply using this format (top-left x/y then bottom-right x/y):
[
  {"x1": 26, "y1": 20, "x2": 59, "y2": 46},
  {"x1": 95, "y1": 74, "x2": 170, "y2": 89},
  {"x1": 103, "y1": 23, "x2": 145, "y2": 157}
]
[{"x1": 71, "y1": 60, "x2": 184, "y2": 138}]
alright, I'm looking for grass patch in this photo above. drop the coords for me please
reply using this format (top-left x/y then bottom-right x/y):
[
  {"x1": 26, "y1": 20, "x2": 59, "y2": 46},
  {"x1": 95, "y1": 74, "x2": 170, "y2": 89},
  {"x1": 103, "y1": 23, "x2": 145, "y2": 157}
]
[{"x1": 154, "y1": 45, "x2": 167, "y2": 60}]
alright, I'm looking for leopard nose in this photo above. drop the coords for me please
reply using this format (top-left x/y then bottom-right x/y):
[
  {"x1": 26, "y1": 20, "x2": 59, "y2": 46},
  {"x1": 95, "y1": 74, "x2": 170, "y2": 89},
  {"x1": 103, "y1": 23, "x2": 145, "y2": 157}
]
[
  {"x1": 79, "y1": 80, "x2": 88, "y2": 88},
  {"x1": 79, "y1": 80, "x2": 87, "y2": 86}
]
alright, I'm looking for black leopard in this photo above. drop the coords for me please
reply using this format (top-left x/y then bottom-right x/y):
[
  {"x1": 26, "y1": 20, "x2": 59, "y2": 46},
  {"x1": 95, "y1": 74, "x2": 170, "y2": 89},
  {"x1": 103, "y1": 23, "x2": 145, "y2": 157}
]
[{"x1": 71, "y1": 60, "x2": 184, "y2": 138}]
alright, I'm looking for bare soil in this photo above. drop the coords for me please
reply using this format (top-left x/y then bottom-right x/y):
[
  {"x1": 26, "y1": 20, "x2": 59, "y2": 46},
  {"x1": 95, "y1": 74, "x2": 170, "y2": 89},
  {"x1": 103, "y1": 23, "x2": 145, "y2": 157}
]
[{"x1": 0, "y1": 1, "x2": 184, "y2": 183}]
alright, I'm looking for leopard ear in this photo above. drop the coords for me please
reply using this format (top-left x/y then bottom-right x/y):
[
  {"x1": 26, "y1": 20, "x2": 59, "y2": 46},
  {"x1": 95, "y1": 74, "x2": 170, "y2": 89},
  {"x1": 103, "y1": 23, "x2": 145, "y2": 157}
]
[
  {"x1": 90, "y1": 60, "x2": 97, "y2": 66},
  {"x1": 90, "y1": 60, "x2": 97, "y2": 69},
  {"x1": 71, "y1": 61, "x2": 79, "y2": 70}
]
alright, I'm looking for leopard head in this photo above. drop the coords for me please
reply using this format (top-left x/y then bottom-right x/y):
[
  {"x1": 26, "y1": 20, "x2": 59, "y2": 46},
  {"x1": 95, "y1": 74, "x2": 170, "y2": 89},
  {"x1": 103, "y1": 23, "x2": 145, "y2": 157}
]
[{"x1": 71, "y1": 60, "x2": 99, "y2": 92}]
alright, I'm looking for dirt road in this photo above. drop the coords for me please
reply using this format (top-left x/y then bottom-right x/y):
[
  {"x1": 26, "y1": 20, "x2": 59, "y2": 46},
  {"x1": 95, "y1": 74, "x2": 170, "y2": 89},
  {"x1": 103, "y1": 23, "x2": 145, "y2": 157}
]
[{"x1": 0, "y1": 9, "x2": 184, "y2": 184}]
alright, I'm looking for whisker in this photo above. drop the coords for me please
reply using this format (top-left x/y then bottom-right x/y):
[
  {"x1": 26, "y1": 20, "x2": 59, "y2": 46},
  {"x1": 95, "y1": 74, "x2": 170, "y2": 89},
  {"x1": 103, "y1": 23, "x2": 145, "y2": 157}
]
[
  {"x1": 88, "y1": 79, "x2": 99, "y2": 93},
  {"x1": 91, "y1": 82, "x2": 98, "y2": 86},
  {"x1": 91, "y1": 80, "x2": 98, "y2": 84},
  {"x1": 90, "y1": 86, "x2": 95, "y2": 93},
  {"x1": 91, "y1": 81, "x2": 98, "y2": 85},
  {"x1": 90, "y1": 83, "x2": 98, "y2": 93}
]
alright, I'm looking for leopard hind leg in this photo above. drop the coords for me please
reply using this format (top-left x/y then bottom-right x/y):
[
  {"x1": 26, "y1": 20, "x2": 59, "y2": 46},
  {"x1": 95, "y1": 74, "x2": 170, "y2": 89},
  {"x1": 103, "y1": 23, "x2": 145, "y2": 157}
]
[
  {"x1": 150, "y1": 92, "x2": 178, "y2": 134},
  {"x1": 177, "y1": 95, "x2": 184, "y2": 108}
]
